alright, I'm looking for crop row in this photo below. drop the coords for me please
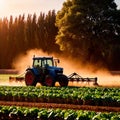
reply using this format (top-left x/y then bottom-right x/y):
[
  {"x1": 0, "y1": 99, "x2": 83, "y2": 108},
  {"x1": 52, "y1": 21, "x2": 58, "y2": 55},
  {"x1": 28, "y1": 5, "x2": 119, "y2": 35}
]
[
  {"x1": 0, "y1": 86, "x2": 120, "y2": 106},
  {"x1": 0, "y1": 105, "x2": 120, "y2": 120}
]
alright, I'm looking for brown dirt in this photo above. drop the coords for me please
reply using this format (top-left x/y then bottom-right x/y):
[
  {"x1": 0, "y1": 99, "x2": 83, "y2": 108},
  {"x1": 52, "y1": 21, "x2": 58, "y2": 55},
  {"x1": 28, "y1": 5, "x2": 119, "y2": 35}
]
[{"x1": 0, "y1": 101, "x2": 120, "y2": 112}]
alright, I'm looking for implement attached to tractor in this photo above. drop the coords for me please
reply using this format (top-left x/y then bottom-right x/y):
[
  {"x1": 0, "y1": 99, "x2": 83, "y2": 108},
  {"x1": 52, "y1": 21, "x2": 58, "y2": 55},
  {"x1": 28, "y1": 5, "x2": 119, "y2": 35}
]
[
  {"x1": 68, "y1": 72, "x2": 98, "y2": 86},
  {"x1": 9, "y1": 56, "x2": 98, "y2": 86}
]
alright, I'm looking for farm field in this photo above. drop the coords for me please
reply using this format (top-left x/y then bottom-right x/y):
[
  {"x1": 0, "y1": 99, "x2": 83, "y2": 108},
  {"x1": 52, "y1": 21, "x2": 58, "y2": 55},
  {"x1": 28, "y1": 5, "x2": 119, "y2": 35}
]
[
  {"x1": 0, "y1": 86, "x2": 120, "y2": 107},
  {"x1": 0, "y1": 86, "x2": 119, "y2": 119},
  {"x1": 0, "y1": 105, "x2": 119, "y2": 120},
  {"x1": 0, "y1": 72, "x2": 120, "y2": 119},
  {"x1": 0, "y1": 74, "x2": 25, "y2": 86}
]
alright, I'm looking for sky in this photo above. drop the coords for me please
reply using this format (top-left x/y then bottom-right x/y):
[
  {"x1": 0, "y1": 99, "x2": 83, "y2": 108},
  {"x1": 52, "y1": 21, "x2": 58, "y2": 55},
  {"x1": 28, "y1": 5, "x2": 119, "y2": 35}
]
[
  {"x1": 0, "y1": 0, "x2": 119, "y2": 19},
  {"x1": 115, "y1": 0, "x2": 120, "y2": 8},
  {"x1": 0, "y1": 0, "x2": 65, "y2": 19}
]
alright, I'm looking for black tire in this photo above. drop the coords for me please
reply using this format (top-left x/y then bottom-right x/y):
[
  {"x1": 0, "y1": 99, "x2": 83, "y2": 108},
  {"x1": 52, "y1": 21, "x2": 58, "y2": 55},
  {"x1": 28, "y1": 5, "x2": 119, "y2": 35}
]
[
  {"x1": 25, "y1": 70, "x2": 37, "y2": 86},
  {"x1": 44, "y1": 75, "x2": 55, "y2": 87},
  {"x1": 57, "y1": 74, "x2": 68, "y2": 87}
]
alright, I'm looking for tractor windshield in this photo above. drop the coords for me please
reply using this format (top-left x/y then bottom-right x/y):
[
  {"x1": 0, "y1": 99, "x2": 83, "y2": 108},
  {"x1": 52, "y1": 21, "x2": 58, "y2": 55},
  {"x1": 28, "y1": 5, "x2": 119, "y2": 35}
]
[
  {"x1": 33, "y1": 59, "x2": 41, "y2": 67},
  {"x1": 42, "y1": 59, "x2": 53, "y2": 67},
  {"x1": 33, "y1": 57, "x2": 54, "y2": 67}
]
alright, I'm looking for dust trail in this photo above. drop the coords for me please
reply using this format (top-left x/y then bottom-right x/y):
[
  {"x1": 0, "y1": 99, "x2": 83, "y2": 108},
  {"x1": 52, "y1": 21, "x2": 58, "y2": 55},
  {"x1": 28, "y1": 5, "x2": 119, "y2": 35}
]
[
  {"x1": 11, "y1": 48, "x2": 120, "y2": 87},
  {"x1": 0, "y1": 74, "x2": 25, "y2": 86},
  {"x1": 58, "y1": 57, "x2": 120, "y2": 87},
  {"x1": 94, "y1": 71, "x2": 120, "y2": 87},
  {"x1": 0, "y1": 81, "x2": 25, "y2": 86},
  {"x1": 12, "y1": 49, "x2": 52, "y2": 73}
]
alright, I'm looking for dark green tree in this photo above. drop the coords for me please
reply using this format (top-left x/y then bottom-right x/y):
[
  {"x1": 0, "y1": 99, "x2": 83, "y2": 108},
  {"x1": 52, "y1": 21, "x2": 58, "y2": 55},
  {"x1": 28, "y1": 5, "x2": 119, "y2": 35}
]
[
  {"x1": 0, "y1": 18, "x2": 9, "y2": 68},
  {"x1": 37, "y1": 12, "x2": 46, "y2": 50},
  {"x1": 17, "y1": 15, "x2": 26, "y2": 53},
  {"x1": 56, "y1": 0, "x2": 120, "y2": 69},
  {"x1": 37, "y1": 10, "x2": 60, "y2": 53},
  {"x1": 44, "y1": 10, "x2": 59, "y2": 53},
  {"x1": 7, "y1": 16, "x2": 14, "y2": 67},
  {"x1": 106, "y1": 9, "x2": 120, "y2": 70},
  {"x1": 25, "y1": 14, "x2": 35, "y2": 49}
]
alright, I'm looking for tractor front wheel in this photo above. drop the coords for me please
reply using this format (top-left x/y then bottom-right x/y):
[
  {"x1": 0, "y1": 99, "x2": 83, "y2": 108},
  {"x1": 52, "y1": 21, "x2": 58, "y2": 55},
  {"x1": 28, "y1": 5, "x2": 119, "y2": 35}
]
[
  {"x1": 57, "y1": 75, "x2": 68, "y2": 87},
  {"x1": 44, "y1": 75, "x2": 55, "y2": 87},
  {"x1": 25, "y1": 70, "x2": 37, "y2": 86}
]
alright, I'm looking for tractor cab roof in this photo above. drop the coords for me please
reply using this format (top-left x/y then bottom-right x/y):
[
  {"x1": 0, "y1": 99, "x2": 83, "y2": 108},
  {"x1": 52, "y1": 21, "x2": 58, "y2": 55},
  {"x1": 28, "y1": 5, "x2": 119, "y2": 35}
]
[{"x1": 33, "y1": 56, "x2": 53, "y2": 60}]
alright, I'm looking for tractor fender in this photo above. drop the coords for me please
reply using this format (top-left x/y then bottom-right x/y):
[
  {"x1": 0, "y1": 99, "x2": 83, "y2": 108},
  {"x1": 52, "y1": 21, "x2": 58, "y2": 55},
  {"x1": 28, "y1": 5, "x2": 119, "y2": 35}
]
[
  {"x1": 26, "y1": 68, "x2": 39, "y2": 76},
  {"x1": 48, "y1": 70, "x2": 56, "y2": 82}
]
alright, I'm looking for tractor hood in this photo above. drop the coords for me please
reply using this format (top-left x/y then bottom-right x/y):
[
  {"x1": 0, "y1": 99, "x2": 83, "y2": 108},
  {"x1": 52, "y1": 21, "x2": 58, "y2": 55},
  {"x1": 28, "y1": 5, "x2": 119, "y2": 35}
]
[{"x1": 47, "y1": 66, "x2": 63, "y2": 74}]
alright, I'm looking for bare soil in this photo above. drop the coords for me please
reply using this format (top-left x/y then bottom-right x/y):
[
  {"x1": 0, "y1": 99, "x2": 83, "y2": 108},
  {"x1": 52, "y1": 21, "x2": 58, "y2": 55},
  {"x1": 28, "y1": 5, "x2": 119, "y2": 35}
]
[{"x1": 0, "y1": 101, "x2": 120, "y2": 112}]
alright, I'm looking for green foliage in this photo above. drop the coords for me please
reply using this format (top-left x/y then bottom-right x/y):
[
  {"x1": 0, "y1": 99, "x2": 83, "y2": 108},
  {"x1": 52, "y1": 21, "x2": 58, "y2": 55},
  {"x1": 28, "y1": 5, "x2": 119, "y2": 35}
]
[
  {"x1": 55, "y1": 0, "x2": 120, "y2": 69},
  {"x1": 0, "y1": 105, "x2": 119, "y2": 120},
  {"x1": 0, "y1": 86, "x2": 120, "y2": 107}
]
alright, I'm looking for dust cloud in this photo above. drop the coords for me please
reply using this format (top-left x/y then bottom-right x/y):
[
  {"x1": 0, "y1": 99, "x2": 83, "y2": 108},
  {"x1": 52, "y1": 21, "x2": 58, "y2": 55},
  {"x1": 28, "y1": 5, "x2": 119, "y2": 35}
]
[
  {"x1": 94, "y1": 71, "x2": 120, "y2": 87},
  {"x1": 12, "y1": 49, "x2": 52, "y2": 73},
  {"x1": 11, "y1": 49, "x2": 120, "y2": 87},
  {"x1": 0, "y1": 81, "x2": 25, "y2": 86}
]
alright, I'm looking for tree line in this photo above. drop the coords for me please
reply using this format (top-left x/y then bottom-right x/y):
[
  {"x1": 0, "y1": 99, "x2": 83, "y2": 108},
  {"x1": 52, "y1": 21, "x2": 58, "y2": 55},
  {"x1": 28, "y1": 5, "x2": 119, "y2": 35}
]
[
  {"x1": 0, "y1": 10, "x2": 60, "y2": 68},
  {"x1": 0, "y1": 0, "x2": 120, "y2": 70}
]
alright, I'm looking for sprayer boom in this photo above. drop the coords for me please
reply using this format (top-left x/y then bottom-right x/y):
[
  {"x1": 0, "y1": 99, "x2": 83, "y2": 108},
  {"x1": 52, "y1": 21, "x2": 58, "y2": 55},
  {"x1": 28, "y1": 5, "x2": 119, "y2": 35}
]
[
  {"x1": 68, "y1": 72, "x2": 98, "y2": 86},
  {"x1": 9, "y1": 72, "x2": 98, "y2": 86}
]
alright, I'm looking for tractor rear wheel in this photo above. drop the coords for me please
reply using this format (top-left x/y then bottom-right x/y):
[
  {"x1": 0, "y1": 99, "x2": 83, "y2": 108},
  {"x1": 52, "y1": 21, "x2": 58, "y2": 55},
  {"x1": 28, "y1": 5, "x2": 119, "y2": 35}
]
[
  {"x1": 25, "y1": 70, "x2": 37, "y2": 86},
  {"x1": 44, "y1": 75, "x2": 55, "y2": 87},
  {"x1": 57, "y1": 75, "x2": 68, "y2": 86}
]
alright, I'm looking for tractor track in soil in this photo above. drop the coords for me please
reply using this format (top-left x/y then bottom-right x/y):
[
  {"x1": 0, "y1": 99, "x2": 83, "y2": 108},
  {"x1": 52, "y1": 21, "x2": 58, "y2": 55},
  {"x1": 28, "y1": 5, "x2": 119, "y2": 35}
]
[{"x1": 0, "y1": 101, "x2": 120, "y2": 112}]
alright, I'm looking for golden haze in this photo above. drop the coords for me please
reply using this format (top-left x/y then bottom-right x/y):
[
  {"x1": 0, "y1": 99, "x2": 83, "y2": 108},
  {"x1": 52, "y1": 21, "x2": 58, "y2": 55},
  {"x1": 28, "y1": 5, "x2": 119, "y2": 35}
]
[{"x1": 12, "y1": 49, "x2": 120, "y2": 87}]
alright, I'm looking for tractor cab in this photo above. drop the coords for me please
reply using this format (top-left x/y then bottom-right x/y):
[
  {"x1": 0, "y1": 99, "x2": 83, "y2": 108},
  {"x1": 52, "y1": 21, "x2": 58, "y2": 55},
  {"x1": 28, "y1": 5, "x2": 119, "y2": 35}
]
[
  {"x1": 32, "y1": 57, "x2": 59, "y2": 68},
  {"x1": 32, "y1": 56, "x2": 63, "y2": 76}
]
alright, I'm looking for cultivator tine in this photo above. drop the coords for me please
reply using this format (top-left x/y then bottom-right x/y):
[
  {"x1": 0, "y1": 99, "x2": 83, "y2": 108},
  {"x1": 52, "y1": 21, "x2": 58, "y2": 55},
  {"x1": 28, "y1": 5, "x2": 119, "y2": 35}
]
[
  {"x1": 68, "y1": 72, "x2": 99, "y2": 86},
  {"x1": 93, "y1": 77, "x2": 99, "y2": 86},
  {"x1": 9, "y1": 76, "x2": 16, "y2": 82},
  {"x1": 9, "y1": 72, "x2": 25, "y2": 83},
  {"x1": 9, "y1": 76, "x2": 25, "y2": 83}
]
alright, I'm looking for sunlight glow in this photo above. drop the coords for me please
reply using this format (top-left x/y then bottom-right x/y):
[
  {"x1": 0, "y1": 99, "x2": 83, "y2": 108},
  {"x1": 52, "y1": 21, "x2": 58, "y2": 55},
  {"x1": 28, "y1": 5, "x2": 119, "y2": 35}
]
[
  {"x1": 0, "y1": 0, "x2": 5, "y2": 10},
  {"x1": 0, "y1": 0, "x2": 6, "y2": 18},
  {"x1": 0, "y1": 0, "x2": 65, "y2": 19},
  {"x1": 0, "y1": 0, "x2": 118, "y2": 19}
]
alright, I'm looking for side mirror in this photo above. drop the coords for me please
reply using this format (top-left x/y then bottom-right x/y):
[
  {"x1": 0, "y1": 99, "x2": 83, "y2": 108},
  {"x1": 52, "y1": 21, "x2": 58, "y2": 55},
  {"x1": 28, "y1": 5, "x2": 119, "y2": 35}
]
[
  {"x1": 58, "y1": 59, "x2": 60, "y2": 63},
  {"x1": 54, "y1": 59, "x2": 60, "y2": 66}
]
